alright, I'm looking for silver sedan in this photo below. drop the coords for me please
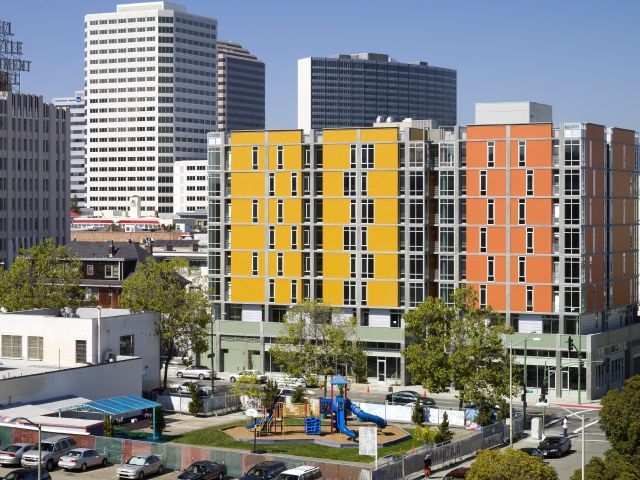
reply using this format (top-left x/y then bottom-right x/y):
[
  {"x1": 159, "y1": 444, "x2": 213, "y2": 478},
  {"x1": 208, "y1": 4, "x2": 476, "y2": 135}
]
[
  {"x1": 116, "y1": 454, "x2": 165, "y2": 479},
  {"x1": 0, "y1": 444, "x2": 34, "y2": 466},
  {"x1": 58, "y1": 448, "x2": 107, "y2": 471}
]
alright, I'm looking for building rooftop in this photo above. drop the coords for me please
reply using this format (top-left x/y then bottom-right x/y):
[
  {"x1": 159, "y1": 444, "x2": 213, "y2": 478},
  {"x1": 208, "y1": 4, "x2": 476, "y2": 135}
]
[{"x1": 67, "y1": 240, "x2": 150, "y2": 262}]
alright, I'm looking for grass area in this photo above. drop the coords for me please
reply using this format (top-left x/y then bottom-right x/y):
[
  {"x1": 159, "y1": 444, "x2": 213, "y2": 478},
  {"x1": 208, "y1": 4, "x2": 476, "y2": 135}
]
[{"x1": 171, "y1": 420, "x2": 424, "y2": 463}]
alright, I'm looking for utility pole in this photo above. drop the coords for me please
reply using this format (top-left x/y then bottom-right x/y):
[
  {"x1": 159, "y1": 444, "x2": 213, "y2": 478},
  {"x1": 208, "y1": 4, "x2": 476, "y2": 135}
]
[
  {"x1": 509, "y1": 340, "x2": 513, "y2": 447},
  {"x1": 581, "y1": 415, "x2": 585, "y2": 480}
]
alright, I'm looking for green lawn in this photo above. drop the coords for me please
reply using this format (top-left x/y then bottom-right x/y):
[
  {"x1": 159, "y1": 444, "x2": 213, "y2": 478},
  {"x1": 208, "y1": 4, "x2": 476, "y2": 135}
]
[{"x1": 171, "y1": 420, "x2": 424, "y2": 463}]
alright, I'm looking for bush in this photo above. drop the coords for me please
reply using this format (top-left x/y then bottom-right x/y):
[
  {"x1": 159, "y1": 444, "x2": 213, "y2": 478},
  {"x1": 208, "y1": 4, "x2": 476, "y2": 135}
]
[
  {"x1": 411, "y1": 398, "x2": 425, "y2": 426},
  {"x1": 103, "y1": 415, "x2": 115, "y2": 437},
  {"x1": 467, "y1": 448, "x2": 558, "y2": 480},
  {"x1": 304, "y1": 374, "x2": 320, "y2": 388},
  {"x1": 153, "y1": 406, "x2": 165, "y2": 435},
  {"x1": 263, "y1": 379, "x2": 280, "y2": 408},
  {"x1": 188, "y1": 382, "x2": 203, "y2": 415},
  {"x1": 291, "y1": 385, "x2": 307, "y2": 404},
  {"x1": 435, "y1": 411, "x2": 454, "y2": 444},
  {"x1": 412, "y1": 424, "x2": 438, "y2": 445},
  {"x1": 475, "y1": 401, "x2": 494, "y2": 426}
]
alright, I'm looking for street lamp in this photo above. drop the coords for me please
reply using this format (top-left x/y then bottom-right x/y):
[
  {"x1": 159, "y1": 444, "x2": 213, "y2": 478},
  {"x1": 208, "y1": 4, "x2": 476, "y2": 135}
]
[
  {"x1": 509, "y1": 334, "x2": 541, "y2": 447},
  {"x1": 4, "y1": 417, "x2": 42, "y2": 480}
]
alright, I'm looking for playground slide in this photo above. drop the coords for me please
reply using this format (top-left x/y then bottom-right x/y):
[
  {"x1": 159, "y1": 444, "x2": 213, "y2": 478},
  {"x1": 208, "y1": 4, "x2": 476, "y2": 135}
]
[
  {"x1": 347, "y1": 399, "x2": 388, "y2": 429},
  {"x1": 332, "y1": 397, "x2": 357, "y2": 439},
  {"x1": 246, "y1": 413, "x2": 271, "y2": 430}
]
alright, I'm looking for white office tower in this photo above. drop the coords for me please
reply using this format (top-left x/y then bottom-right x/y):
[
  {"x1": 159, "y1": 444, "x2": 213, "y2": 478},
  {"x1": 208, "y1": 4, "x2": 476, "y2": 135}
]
[
  {"x1": 85, "y1": 2, "x2": 217, "y2": 217},
  {"x1": 53, "y1": 91, "x2": 87, "y2": 208}
]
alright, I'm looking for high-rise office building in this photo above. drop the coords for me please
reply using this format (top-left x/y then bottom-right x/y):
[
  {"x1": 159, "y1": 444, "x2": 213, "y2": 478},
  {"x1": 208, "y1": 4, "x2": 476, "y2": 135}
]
[
  {"x1": 297, "y1": 53, "x2": 456, "y2": 131},
  {"x1": 207, "y1": 105, "x2": 640, "y2": 400},
  {"x1": 217, "y1": 40, "x2": 265, "y2": 131},
  {"x1": 85, "y1": 1, "x2": 217, "y2": 216},
  {"x1": 0, "y1": 92, "x2": 70, "y2": 267},
  {"x1": 53, "y1": 91, "x2": 87, "y2": 209}
]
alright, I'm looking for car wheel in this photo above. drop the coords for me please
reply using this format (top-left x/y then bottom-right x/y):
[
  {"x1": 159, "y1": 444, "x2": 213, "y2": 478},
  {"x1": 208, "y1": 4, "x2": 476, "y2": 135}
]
[
  {"x1": 138, "y1": 472, "x2": 144, "y2": 480},
  {"x1": 102, "y1": 458, "x2": 108, "y2": 467},
  {"x1": 199, "y1": 374, "x2": 205, "y2": 380},
  {"x1": 177, "y1": 372, "x2": 183, "y2": 378},
  {"x1": 46, "y1": 459, "x2": 54, "y2": 471},
  {"x1": 81, "y1": 463, "x2": 87, "y2": 472},
  {"x1": 230, "y1": 376, "x2": 236, "y2": 383},
  {"x1": 157, "y1": 465, "x2": 164, "y2": 475}
]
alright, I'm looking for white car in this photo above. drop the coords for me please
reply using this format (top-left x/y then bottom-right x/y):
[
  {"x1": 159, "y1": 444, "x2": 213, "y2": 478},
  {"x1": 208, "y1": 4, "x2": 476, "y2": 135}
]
[
  {"x1": 277, "y1": 377, "x2": 307, "y2": 388},
  {"x1": 229, "y1": 370, "x2": 267, "y2": 383},
  {"x1": 176, "y1": 365, "x2": 212, "y2": 380},
  {"x1": 0, "y1": 443, "x2": 33, "y2": 466},
  {"x1": 58, "y1": 448, "x2": 107, "y2": 471}
]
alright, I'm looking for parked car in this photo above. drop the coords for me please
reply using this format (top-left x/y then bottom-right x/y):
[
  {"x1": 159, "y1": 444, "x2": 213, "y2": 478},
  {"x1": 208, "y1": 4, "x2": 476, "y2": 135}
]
[
  {"x1": 277, "y1": 388, "x2": 295, "y2": 403},
  {"x1": 276, "y1": 465, "x2": 322, "y2": 480},
  {"x1": 21, "y1": 435, "x2": 78, "y2": 471},
  {"x1": 276, "y1": 377, "x2": 306, "y2": 388},
  {"x1": 177, "y1": 460, "x2": 225, "y2": 480},
  {"x1": 176, "y1": 365, "x2": 212, "y2": 380},
  {"x1": 519, "y1": 447, "x2": 544, "y2": 457},
  {"x1": 537, "y1": 436, "x2": 572, "y2": 458},
  {"x1": 0, "y1": 444, "x2": 33, "y2": 467},
  {"x1": 116, "y1": 454, "x2": 165, "y2": 479},
  {"x1": 0, "y1": 468, "x2": 52, "y2": 480},
  {"x1": 229, "y1": 370, "x2": 267, "y2": 383},
  {"x1": 240, "y1": 461, "x2": 287, "y2": 480},
  {"x1": 58, "y1": 448, "x2": 107, "y2": 471},
  {"x1": 442, "y1": 467, "x2": 469, "y2": 479},
  {"x1": 386, "y1": 390, "x2": 436, "y2": 407}
]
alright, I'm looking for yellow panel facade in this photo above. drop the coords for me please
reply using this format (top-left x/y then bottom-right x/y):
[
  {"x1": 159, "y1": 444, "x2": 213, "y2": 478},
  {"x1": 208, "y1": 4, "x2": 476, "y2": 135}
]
[
  {"x1": 284, "y1": 252, "x2": 301, "y2": 277},
  {"x1": 323, "y1": 171, "x2": 344, "y2": 196},
  {"x1": 267, "y1": 251, "x2": 277, "y2": 277},
  {"x1": 374, "y1": 143, "x2": 398, "y2": 169},
  {"x1": 323, "y1": 253, "x2": 350, "y2": 279},
  {"x1": 323, "y1": 226, "x2": 343, "y2": 251},
  {"x1": 274, "y1": 226, "x2": 290, "y2": 250},
  {"x1": 374, "y1": 254, "x2": 398, "y2": 279},
  {"x1": 230, "y1": 146, "x2": 252, "y2": 171},
  {"x1": 323, "y1": 198, "x2": 351, "y2": 224},
  {"x1": 323, "y1": 279, "x2": 344, "y2": 305},
  {"x1": 230, "y1": 131, "x2": 265, "y2": 146},
  {"x1": 284, "y1": 199, "x2": 302, "y2": 223},
  {"x1": 368, "y1": 226, "x2": 398, "y2": 252},
  {"x1": 231, "y1": 278, "x2": 264, "y2": 303},
  {"x1": 367, "y1": 281, "x2": 398, "y2": 307},
  {"x1": 267, "y1": 144, "x2": 302, "y2": 171},
  {"x1": 231, "y1": 226, "x2": 264, "y2": 250},
  {"x1": 368, "y1": 171, "x2": 398, "y2": 196},
  {"x1": 360, "y1": 128, "x2": 398, "y2": 142},
  {"x1": 323, "y1": 144, "x2": 351, "y2": 170},
  {"x1": 275, "y1": 172, "x2": 291, "y2": 196},
  {"x1": 267, "y1": 130, "x2": 302, "y2": 144},
  {"x1": 231, "y1": 172, "x2": 264, "y2": 197},
  {"x1": 231, "y1": 199, "x2": 257, "y2": 223},
  {"x1": 374, "y1": 198, "x2": 398, "y2": 224},
  {"x1": 275, "y1": 279, "x2": 292, "y2": 304},
  {"x1": 231, "y1": 251, "x2": 254, "y2": 276},
  {"x1": 323, "y1": 129, "x2": 358, "y2": 143}
]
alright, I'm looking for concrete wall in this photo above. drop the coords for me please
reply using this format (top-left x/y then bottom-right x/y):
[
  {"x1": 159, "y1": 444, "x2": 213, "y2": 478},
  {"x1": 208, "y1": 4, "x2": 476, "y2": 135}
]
[{"x1": 0, "y1": 358, "x2": 142, "y2": 406}]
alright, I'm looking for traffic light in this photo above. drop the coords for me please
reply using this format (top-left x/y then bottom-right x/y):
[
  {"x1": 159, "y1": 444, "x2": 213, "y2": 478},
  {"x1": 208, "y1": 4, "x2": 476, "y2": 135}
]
[{"x1": 567, "y1": 336, "x2": 575, "y2": 352}]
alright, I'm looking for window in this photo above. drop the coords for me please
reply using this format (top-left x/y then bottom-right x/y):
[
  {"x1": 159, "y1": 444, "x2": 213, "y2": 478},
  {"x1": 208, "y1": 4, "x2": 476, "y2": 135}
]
[
  {"x1": 409, "y1": 171, "x2": 423, "y2": 195},
  {"x1": 303, "y1": 199, "x2": 310, "y2": 222},
  {"x1": 350, "y1": 199, "x2": 357, "y2": 223},
  {"x1": 75, "y1": 340, "x2": 87, "y2": 363},
  {"x1": 252, "y1": 146, "x2": 258, "y2": 170},
  {"x1": 252, "y1": 252, "x2": 258, "y2": 275},
  {"x1": 344, "y1": 281, "x2": 356, "y2": 306},
  {"x1": 86, "y1": 264, "x2": 94, "y2": 276},
  {"x1": 487, "y1": 256, "x2": 495, "y2": 281},
  {"x1": 277, "y1": 253, "x2": 283, "y2": 276},
  {"x1": 361, "y1": 227, "x2": 368, "y2": 250},
  {"x1": 119, "y1": 335, "x2": 134, "y2": 356},
  {"x1": 361, "y1": 282, "x2": 368, "y2": 306},
  {"x1": 518, "y1": 140, "x2": 526, "y2": 166},
  {"x1": 439, "y1": 256, "x2": 454, "y2": 280},
  {"x1": 439, "y1": 199, "x2": 454, "y2": 224},
  {"x1": 565, "y1": 199, "x2": 580, "y2": 224},
  {"x1": 350, "y1": 144, "x2": 357, "y2": 168},
  {"x1": 565, "y1": 139, "x2": 580, "y2": 166},
  {"x1": 252, "y1": 199, "x2": 259, "y2": 222},
  {"x1": 479, "y1": 285, "x2": 487, "y2": 307},
  {"x1": 565, "y1": 258, "x2": 580, "y2": 283},
  {"x1": 268, "y1": 279, "x2": 275, "y2": 302},
  {"x1": 344, "y1": 226, "x2": 357, "y2": 250},
  {"x1": 314, "y1": 172, "x2": 323, "y2": 195},
  {"x1": 291, "y1": 173, "x2": 298, "y2": 196},
  {"x1": 362, "y1": 199, "x2": 374, "y2": 223},
  {"x1": 302, "y1": 173, "x2": 310, "y2": 195},
  {"x1": 480, "y1": 171, "x2": 487, "y2": 196},
  {"x1": 439, "y1": 171, "x2": 454, "y2": 195},
  {"x1": 409, "y1": 143, "x2": 424, "y2": 167},
  {"x1": 518, "y1": 256, "x2": 526, "y2": 282},
  {"x1": 565, "y1": 171, "x2": 579, "y2": 195},
  {"x1": 1, "y1": 335, "x2": 21, "y2": 358},
  {"x1": 410, "y1": 283, "x2": 424, "y2": 307},
  {"x1": 277, "y1": 199, "x2": 283, "y2": 222},
  {"x1": 361, "y1": 144, "x2": 374, "y2": 168},
  {"x1": 104, "y1": 264, "x2": 120, "y2": 279},
  {"x1": 487, "y1": 199, "x2": 495, "y2": 224},
  {"x1": 439, "y1": 227, "x2": 454, "y2": 253},
  {"x1": 409, "y1": 227, "x2": 424, "y2": 252},
  {"x1": 526, "y1": 227, "x2": 534, "y2": 253},
  {"x1": 518, "y1": 199, "x2": 526, "y2": 225},
  {"x1": 343, "y1": 172, "x2": 357, "y2": 196},
  {"x1": 303, "y1": 253, "x2": 311, "y2": 275},
  {"x1": 361, "y1": 172, "x2": 368, "y2": 195},
  {"x1": 291, "y1": 227, "x2": 297, "y2": 249},
  {"x1": 480, "y1": 227, "x2": 487, "y2": 253},
  {"x1": 27, "y1": 336, "x2": 43, "y2": 360},
  {"x1": 526, "y1": 286, "x2": 534, "y2": 312},
  {"x1": 268, "y1": 226, "x2": 275, "y2": 249},
  {"x1": 350, "y1": 253, "x2": 357, "y2": 278},
  {"x1": 526, "y1": 170, "x2": 534, "y2": 195},
  {"x1": 564, "y1": 228, "x2": 579, "y2": 254},
  {"x1": 291, "y1": 280, "x2": 297, "y2": 303},
  {"x1": 268, "y1": 173, "x2": 275, "y2": 196},
  {"x1": 487, "y1": 141, "x2": 495, "y2": 167},
  {"x1": 362, "y1": 254, "x2": 374, "y2": 279},
  {"x1": 277, "y1": 146, "x2": 284, "y2": 169},
  {"x1": 303, "y1": 145, "x2": 310, "y2": 168}
]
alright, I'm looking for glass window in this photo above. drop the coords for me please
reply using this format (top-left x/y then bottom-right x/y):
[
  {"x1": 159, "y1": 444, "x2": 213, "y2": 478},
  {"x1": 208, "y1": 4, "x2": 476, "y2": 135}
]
[
  {"x1": 565, "y1": 139, "x2": 580, "y2": 166},
  {"x1": 291, "y1": 173, "x2": 297, "y2": 196},
  {"x1": 344, "y1": 281, "x2": 357, "y2": 306},
  {"x1": 251, "y1": 146, "x2": 258, "y2": 170},
  {"x1": 1, "y1": 335, "x2": 21, "y2": 359},
  {"x1": 75, "y1": 340, "x2": 87, "y2": 363},
  {"x1": 361, "y1": 144, "x2": 374, "y2": 168},
  {"x1": 439, "y1": 199, "x2": 454, "y2": 224},
  {"x1": 487, "y1": 199, "x2": 495, "y2": 225},
  {"x1": 409, "y1": 143, "x2": 424, "y2": 167},
  {"x1": 27, "y1": 336, "x2": 43, "y2": 360},
  {"x1": 252, "y1": 199, "x2": 259, "y2": 222},
  {"x1": 268, "y1": 226, "x2": 275, "y2": 249},
  {"x1": 518, "y1": 257, "x2": 526, "y2": 282},
  {"x1": 487, "y1": 256, "x2": 495, "y2": 281},
  {"x1": 409, "y1": 227, "x2": 424, "y2": 252},
  {"x1": 410, "y1": 254, "x2": 424, "y2": 279},
  {"x1": 439, "y1": 256, "x2": 454, "y2": 280},
  {"x1": 479, "y1": 285, "x2": 487, "y2": 307},
  {"x1": 277, "y1": 253, "x2": 283, "y2": 276},
  {"x1": 119, "y1": 335, "x2": 134, "y2": 356},
  {"x1": 565, "y1": 199, "x2": 580, "y2": 224},
  {"x1": 252, "y1": 252, "x2": 258, "y2": 275},
  {"x1": 480, "y1": 171, "x2": 487, "y2": 196},
  {"x1": 277, "y1": 146, "x2": 284, "y2": 169},
  {"x1": 350, "y1": 144, "x2": 357, "y2": 168},
  {"x1": 518, "y1": 199, "x2": 526, "y2": 225},
  {"x1": 526, "y1": 227, "x2": 534, "y2": 254},
  {"x1": 526, "y1": 170, "x2": 534, "y2": 195},
  {"x1": 526, "y1": 286, "x2": 534, "y2": 312},
  {"x1": 564, "y1": 228, "x2": 579, "y2": 254},
  {"x1": 343, "y1": 172, "x2": 357, "y2": 196},
  {"x1": 409, "y1": 199, "x2": 424, "y2": 223},
  {"x1": 518, "y1": 140, "x2": 526, "y2": 166},
  {"x1": 268, "y1": 279, "x2": 275, "y2": 302},
  {"x1": 268, "y1": 173, "x2": 275, "y2": 196},
  {"x1": 565, "y1": 258, "x2": 580, "y2": 283},
  {"x1": 480, "y1": 227, "x2": 487, "y2": 253},
  {"x1": 439, "y1": 171, "x2": 454, "y2": 195},
  {"x1": 86, "y1": 264, "x2": 94, "y2": 276},
  {"x1": 565, "y1": 171, "x2": 580, "y2": 195},
  {"x1": 343, "y1": 226, "x2": 357, "y2": 250},
  {"x1": 277, "y1": 199, "x2": 283, "y2": 222},
  {"x1": 361, "y1": 199, "x2": 374, "y2": 223},
  {"x1": 409, "y1": 171, "x2": 423, "y2": 195},
  {"x1": 487, "y1": 141, "x2": 495, "y2": 167}
]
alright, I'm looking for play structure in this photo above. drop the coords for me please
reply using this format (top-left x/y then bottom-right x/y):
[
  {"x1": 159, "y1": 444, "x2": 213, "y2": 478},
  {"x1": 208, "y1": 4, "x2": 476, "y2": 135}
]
[{"x1": 245, "y1": 402, "x2": 284, "y2": 436}]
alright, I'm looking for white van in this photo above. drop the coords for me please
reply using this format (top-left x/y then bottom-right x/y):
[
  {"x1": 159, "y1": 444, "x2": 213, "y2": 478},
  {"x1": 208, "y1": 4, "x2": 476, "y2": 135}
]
[{"x1": 276, "y1": 465, "x2": 322, "y2": 480}]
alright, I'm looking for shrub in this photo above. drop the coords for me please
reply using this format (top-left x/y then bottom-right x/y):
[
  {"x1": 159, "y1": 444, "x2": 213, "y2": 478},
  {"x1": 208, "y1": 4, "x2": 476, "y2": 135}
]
[
  {"x1": 291, "y1": 385, "x2": 307, "y2": 404},
  {"x1": 411, "y1": 397, "x2": 425, "y2": 426},
  {"x1": 412, "y1": 424, "x2": 438, "y2": 445},
  {"x1": 103, "y1": 416, "x2": 115, "y2": 437},
  {"x1": 188, "y1": 382, "x2": 203, "y2": 415},
  {"x1": 435, "y1": 411, "x2": 454, "y2": 444}
]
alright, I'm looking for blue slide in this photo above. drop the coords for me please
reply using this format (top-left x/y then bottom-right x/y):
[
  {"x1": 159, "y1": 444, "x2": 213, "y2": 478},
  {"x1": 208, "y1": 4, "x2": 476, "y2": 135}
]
[
  {"x1": 246, "y1": 413, "x2": 271, "y2": 430},
  {"x1": 347, "y1": 399, "x2": 387, "y2": 429},
  {"x1": 332, "y1": 397, "x2": 387, "y2": 439}
]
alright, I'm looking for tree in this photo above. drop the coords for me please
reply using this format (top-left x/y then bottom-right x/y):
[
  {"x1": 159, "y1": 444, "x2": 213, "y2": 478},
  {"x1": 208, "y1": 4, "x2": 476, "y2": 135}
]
[
  {"x1": 187, "y1": 382, "x2": 203, "y2": 415},
  {"x1": 291, "y1": 385, "x2": 307, "y2": 404},
  {"x1": 411, "y1": 398, "x2": 425, "y2": 426},
  {"x1": 121, "y1": 258, "x2": 210, "y2": 389},
  {"x1": 0, "y1": 238, "x2": 84, "y2": 312},
  {"x1": 230, "y1": 373, "x2": 263, "y2": 409},
  {"x1": 404, "y1": 287, "x2": 517, "y2": 409},
  {"x1": 467, "y1": 448, "x2": 559, "y2": 480},
  {"x1": 262, "y1": 379, "x2": 280, "y2": 408},
  {"x1": 436, "y1": 411, "x2": 453, "y2": 444},
  {"x1": 268, "y1": 301, "x2": 367, "y2": 393},
  {"x1": 412, "y1": 425, "x2": 438, "y2": 445},
  {"x1": 153, "y1": 407, "x2": 165, "y2": 435},
  {"x1": 570, "y1": 449, "x2": 640, "y2": 480},
  {"x1": 598, "y1": 375, "x2": 640, "y2": 456},
  {"x1": 103, "y1": 416, "x2": 115, "y2": 437},
  {"x1": 70, "y1": 194, "x2": 81, "y2": 215}
]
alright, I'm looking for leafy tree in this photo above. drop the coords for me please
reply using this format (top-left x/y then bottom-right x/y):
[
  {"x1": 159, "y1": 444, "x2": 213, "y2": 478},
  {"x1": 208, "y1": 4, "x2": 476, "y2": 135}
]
[
  {"x1": 436, "y1": 411, "x2": 453, "y2": 444},
  {"x1": 404, "y1": 287, "x2": 517, "y2": 409},
  {"x1": 291, "y1": 385, "x2": 307, "y2": 404},
  {"x1": 411, "y1": 398, "x2": 425, "y2": 426},
  {"x1": 0, "y1": 238, "x2": 84, "y2": 312},
  {"x1": 599, "y1": 375, "x2": 640, "y2": 456},
  {"x1": 121, "y1": 258, "x2": 210, "y2": 389},
  {"x1": 475, "y1": 401, "x2": 494, "y2": 427},
  {"x1": 187, "y1": 382, "x2": 203, "y2": 415},
  {"x1": 411, "y1": 425, "x2": 438, "y2": 445},
  {"x1": 467, "y1": 448, "x2": 559, "y2": 480},
  {"x1": 230, "y1": 373, "x2": 264, "y2": 409},
  {"x1": 103, "y1": 416, "x2": 115, "y2": 437},
  {"x1": 268, "y1": 301, "x2": 367, "y2": 393},
  {"x1": 570, "y1": 449, "x2": 640, "y2": 480},
  {"x1": 153, "y1": 406, "x2": 165, "y2": 435},
  {"x1": 262, "y1": 379, "x2": 280, "y2": 408},
  {"x1": 70, "y1": 194, "x2": 81, "y2": 215}
]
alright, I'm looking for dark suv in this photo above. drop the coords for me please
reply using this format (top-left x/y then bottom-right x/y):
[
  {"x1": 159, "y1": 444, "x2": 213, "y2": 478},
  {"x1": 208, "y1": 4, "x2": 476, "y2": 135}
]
[
  {"x1": 1, "y1": 468, "x2": 52, "y2": 480},
  {"x1": 240, "y1": 461, "x2": 287, "y2": 480}
]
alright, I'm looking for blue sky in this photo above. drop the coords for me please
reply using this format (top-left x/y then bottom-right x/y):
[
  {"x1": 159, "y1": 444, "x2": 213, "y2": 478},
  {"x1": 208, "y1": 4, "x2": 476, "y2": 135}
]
[{"x1": 4, "y1": 0, "x2": 639, "y2": 130}]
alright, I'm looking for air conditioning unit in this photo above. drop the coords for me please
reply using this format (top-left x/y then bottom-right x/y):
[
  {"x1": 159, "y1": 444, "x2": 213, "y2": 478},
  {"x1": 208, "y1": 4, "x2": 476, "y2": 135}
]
[{"x1": 103, "y1": 350, "x2": 115, "y2": 363}]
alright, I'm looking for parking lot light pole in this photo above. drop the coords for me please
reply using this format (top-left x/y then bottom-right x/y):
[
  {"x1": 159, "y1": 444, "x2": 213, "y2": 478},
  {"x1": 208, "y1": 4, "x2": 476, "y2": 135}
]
[{"x1": 5, "y1": 417, "x2": 42, "y2": 480}]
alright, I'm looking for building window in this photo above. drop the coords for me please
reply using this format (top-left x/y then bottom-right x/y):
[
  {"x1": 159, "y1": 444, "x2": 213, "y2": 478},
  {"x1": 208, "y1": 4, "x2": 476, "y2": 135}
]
[
  {"x1": 269, "y1": 226, "x2": 275, "y2": 249},
  {"x1": 439, "y1": 199, "x2": 454, "y2": 224},
  {"x1": 361, "y1": 144, "x2": 374, "y2": 168},
  {"x1": 362, "y1": 199, "x2": 374, "y2": 223},
  {"x1": 268, "y1": 173, "x2": 275, "y2": 196},
  {"x1": 439, "y1": 171, "x2": 454, "y2": 195},
  {"x1": 565, "y1": 258, "x2": 580, "y2": 283},
  {"x1": 350, "y1": 144, "x2": 357, "y2": 168},
  {"x1": 409, "y1": 171, "x2": 423, "y2": 195},
  {"x1": 86, "y1": 264, "x2": 94, "y2": 276},
  {"x1": 480, "y1": 170, "x2": 487, "y2": 196},
  {"x1": 350, "y1": 254, "x2": 357, "y2": 278},
  {"x1": 361, "y1": 282, "x2": 368, "y2": 306},
  {"x1": 119, "y1": 335, "x2": 134, "y2": 356},
  {"x1": 350, "y1": 199, "x2": 357, "y2": 223},
  {"x1": 291, "y1": 280, "x2": 297, "y2": 303},
  {"x1": 526, "y1": 227, "x2": 534, "y2": 254},
  {"x1": 252, "y1": 252, "x2": 258, "y2": 275},
  {"x1": 277, "y1": 253, "x2": 283, "y2": 276},
  {"x1": 487, "y1": 256, "x2": 495, "y2": 281},
  {"x1": 1, "y1": 335, "x2": 22, "y2": 358},
  {"x1": 480, "y1": 227, "x2": 487, "y2": 253},
  {"x1": 291, "y1": 227, "x2": 297, "y2": 249},
  {"x1": 518, "y1": 199, "x2": 526, "y2": 225},
  {"x1": 303, "y1": 253, "x2": 310, "y2": 276},
  {"x1": 361, "y1": 172, "x2": 368, "y2": 195},
  {"x1": 252, "y1": 146, "x2": 258, "y2": 170},
  {"x1": 343, "y1": 172, "x2": 357, "y2": 196},
  {"x1": 526, "y1": 286, "x2": 534, "y2": 312},
  {"x1": 564, "y1": 228, "x2": 579, "y2": 254},
  {"x1": 565, "y1": 170, "x2": 579, "y2": 196},
  {"x1": 565, "y1": 286, "x2": 579, "y2": 313},
  {"x1": 277, "y1": 199, "x2": 283, "y2": 223},
  {"x1": 268, "y1": 279, "x2": 275, "y2": 302},
  {"x1": 439, "y1": 256, "x2": 454, "y2": 280},
  {"x1": 76, "y1": 340, "x2": 87, "y2": 363},
  {"x1": 303, "y1": 199, "x2": 310, "y2": 222},
  {"x1": 252, "y1": 199, "x2": 259, "y2": 222},
  {"x1": 487, "y1": 199, "x2": 495, "y2": 225},
  {"x1": 518, "y1": 140, "x2": 526, "y2": 166},
  {"x1": 344, "y1": 281, "x2": 357, "y2": 306},
  {"x1": 565, "y1": 199, "x2": 580, "y2": 225},
  {"x1": 479, "y1": 285, "x2": 487, "y2": 307},
  {"x1": 291, "y1": 173, "x2": 298, "y2": 196},
  {"x1": 487, "y1": 141, "x2": 495, "y2": 167},
  {"x1": 361, "y1": 227, "x2": 368, "y2": 250},
  {"x1": 565, "y1": 139, "x2": 580, "y2": 166},
  {"x1": 344, "y1": 226, "x2": 357, "y2": 250},
  {"x1": 362, "y1": 254, "x2": 374, "y2": 279},
  {"x1": 518, "y1": 256, "x2": 526, "y2": 282},
  {"x1": 409, "y1": 199, "x2": 424, "y2": 223},
  {"x1": 104, "y1": 264, "x2": 120, "y2": 279},
  {"x1": 277, "y1": 146, "x2": 284, "y2": 169},
  {"x1": 27, "y1": 336, "x2": 43, "y2": 361},
  {"x1": 410, "y1": 283, "x2": 424, "y2": 307},
  {"x1": 526, "y1": 169, "x2": 534, "y2": 195},
  {"x1": 409, "y1": 227, "x2": 424, "y2": 252}
]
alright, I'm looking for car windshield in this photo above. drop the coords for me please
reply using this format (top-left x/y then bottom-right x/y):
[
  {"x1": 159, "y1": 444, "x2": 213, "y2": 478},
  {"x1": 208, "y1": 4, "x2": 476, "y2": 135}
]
[
  {"x1": 3, "y1": 472, "x2": 26, "y2": 480},
  {"x1": 2, "y1": 445, "x2": 23, "y2": 453},
  {"x1": 187, "y1": 465, "x2": 205, "y2": 473},
  {"x1": 33, "y1": 443, "x2": 54, "y2": 452},
  {"x1": 277, "y1": 475, "x2": 300, "y2": 480},
  {"x1": 67, "y1": 450, "x2": 83, "y2": 457},
  {"x1": 541, "y1": 438, "x2": 561, "y2": 447},
  {"x1": 127, "y1": 456, "x2": 147, "y2": 466},
  {"x1": 246, "y1": 467, "x2": 268, "y2": 477}
]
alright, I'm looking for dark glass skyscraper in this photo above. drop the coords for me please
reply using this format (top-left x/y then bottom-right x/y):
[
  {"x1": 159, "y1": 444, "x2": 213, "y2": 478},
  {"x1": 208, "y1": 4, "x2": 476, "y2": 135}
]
[{"x1": 298, "y1": 53, "x2": 456, "y2": 130}]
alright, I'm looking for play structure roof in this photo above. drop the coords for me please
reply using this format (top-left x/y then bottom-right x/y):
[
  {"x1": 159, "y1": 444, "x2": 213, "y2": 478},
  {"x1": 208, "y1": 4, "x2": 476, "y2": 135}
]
[{"x1": 330, "y1": 375, "x2": 349, "y2": 386}]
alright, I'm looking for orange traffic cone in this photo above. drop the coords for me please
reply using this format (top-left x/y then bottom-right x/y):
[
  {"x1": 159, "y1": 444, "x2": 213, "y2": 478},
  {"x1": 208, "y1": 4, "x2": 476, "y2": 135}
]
[
  {"x1": 367, "y1": 385, "x2": 370, "y2": 393},
  {"x1": 423, "y1": 388, "x2": 427, "y2": 398}
]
